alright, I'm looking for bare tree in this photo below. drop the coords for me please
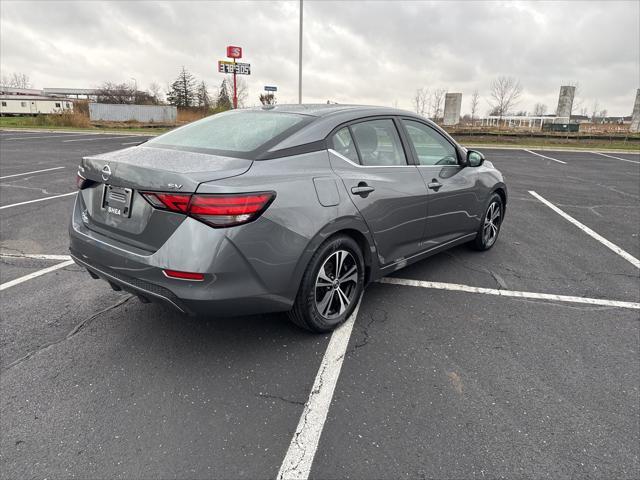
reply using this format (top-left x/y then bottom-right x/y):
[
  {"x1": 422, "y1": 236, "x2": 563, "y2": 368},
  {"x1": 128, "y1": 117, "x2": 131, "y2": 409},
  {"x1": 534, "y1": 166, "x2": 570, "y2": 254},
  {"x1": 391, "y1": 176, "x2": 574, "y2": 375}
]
[
  {"x1": 259, "y1": 92, "x2": 276, "y2": 105},
  {"x1": 489, "y1": 76, "x2": 522, "y2": 118},
  {"x1": 431, "y1": 88, "x2": 446, "y2": 120},
  {"x1": 96, "y1": 81, "x2": 136, "y2": 104},
  {"x1": 590, "y1": 100, "x2": 600, "y2": 122},
  {"x1": 412, "y1": 88, "x2": 429, "y2": 116},
  {"x1": 568, "y1": 81, "x2": 583, "y2": 116},
  {"x1": 148, "y1": 82, "x2": 163, "y2": 104},
  {"x1": 224, "y1": 75, "x2": 248, "y2": 107},
  {"x1": 470, "y1": 89, "x2": 480, "y2": 122},
  {"x1": 533, "y1": 103, "x2": 547, "y2": 116},
  {"x1": 1, "y1": 72, "x2": 31, "y2": 89}
]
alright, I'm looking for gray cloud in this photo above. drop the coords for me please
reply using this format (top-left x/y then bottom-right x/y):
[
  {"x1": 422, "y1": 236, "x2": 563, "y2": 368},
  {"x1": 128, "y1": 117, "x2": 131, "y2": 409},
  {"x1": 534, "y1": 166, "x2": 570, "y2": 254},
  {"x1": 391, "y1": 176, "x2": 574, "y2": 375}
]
[{"x1": 1, "y1": 0, "x2": 638, "y2": 115}]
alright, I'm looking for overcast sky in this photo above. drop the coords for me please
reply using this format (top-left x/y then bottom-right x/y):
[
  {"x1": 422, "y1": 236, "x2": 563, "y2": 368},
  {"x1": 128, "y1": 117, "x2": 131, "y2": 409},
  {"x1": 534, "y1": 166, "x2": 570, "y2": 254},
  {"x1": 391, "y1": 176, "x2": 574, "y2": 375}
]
[{"x1": 1, "y1": 0, "x2": 638, "y2": 116}]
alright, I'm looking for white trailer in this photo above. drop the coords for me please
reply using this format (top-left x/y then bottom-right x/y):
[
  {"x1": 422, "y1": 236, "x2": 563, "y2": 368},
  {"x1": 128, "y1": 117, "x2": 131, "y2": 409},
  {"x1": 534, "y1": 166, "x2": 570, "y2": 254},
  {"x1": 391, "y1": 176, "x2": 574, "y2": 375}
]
[{"x1": 0, "y1": 95, "x2": 74, "y2": 115}]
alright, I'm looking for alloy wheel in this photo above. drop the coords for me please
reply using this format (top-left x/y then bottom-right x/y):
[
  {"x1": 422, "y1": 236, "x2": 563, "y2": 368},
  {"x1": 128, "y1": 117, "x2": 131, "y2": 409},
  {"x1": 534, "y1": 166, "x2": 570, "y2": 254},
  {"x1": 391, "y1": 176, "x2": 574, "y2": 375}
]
[
  {"x1": 314, "y1": 250, "x2": 358, "y2": 320},
  {"x1": 483, "y1": 201, "x2": 502, "y2": 247}
]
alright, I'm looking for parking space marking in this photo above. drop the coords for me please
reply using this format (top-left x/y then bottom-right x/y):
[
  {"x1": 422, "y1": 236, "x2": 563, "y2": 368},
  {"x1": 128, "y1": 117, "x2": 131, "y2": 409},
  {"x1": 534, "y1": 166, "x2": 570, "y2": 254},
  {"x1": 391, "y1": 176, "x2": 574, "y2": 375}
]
[
  {"x1": 523, "y1": 149, "x2": 567, "y2": 164},
  {"x1": 0, "y1": 253, "x2": 72, "y2": 260},
  {"x1": 593, "y1": 152, "x2": 640, "y2": 165},
  {"x1": 278, "y1": 300, "x2": 361, "y2": 480},
  {"x1": 0, "y1": 260, "x2": 74, "y2": 291},
  {"x1": 62, "y1": 136, "x2": 134, "y2": 143},
  {"x1": 0, "y1": 166, "x2": 64, "y2": 180},
  {"x1": 1, "y1": 133, "x2": 93, "y2": 141},
  {"x1": 0, "y1": 192, "x2": 76, "y2": 210},
  {"x1": 121, "y1": 141, "x2": 143, "y2": 145},
  {"x1": 379, "y1": 277, "x2": 640, "y2": 309},
  {"x1": 529, "y1": 190, "x2": 640, "y2": 269}
]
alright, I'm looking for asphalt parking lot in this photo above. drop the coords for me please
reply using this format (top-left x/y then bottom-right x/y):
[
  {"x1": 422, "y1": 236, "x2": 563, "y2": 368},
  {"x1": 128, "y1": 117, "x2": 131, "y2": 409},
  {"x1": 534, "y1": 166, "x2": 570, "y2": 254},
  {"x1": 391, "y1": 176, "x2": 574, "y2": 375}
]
[{"x1": 1, "y1": 130, "x2": 638, "y2": 479}]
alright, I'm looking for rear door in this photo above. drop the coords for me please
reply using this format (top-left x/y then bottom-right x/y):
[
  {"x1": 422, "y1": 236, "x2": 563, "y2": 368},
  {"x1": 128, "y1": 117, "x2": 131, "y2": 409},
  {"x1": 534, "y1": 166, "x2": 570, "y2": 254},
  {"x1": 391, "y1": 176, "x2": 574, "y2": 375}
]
[
  {"x1": 328, "y1": 118, "x2": 429, "y2": 267},
  {"x1": 399, "y1": 118, "x2": 481, "y2": 247}
]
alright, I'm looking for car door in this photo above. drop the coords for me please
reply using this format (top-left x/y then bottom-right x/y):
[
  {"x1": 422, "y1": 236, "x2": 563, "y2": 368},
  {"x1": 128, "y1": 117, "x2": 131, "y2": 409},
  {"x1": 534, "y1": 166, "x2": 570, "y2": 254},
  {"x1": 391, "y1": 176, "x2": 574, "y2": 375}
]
[
  {"x1": 400, "y1": 118, "x2": 482, "y2": 248},
  {"x1": 328, "y1": 117, "x2": 429, "y2": 267}
]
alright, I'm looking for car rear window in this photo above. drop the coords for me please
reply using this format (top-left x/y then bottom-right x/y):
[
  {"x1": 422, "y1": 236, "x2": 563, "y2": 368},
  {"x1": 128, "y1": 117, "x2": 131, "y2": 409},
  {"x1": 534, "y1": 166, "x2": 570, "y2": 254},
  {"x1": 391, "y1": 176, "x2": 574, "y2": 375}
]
[{"x1": 147, "y1": 111, "x2": 307, "y2": 156}]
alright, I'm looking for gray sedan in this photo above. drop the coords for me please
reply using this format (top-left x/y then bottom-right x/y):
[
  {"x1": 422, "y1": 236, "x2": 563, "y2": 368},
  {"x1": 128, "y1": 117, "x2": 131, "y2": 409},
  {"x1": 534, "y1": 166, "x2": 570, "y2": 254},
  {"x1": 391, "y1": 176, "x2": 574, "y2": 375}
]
[{"x1": 69, "y1": 104, "x2": 507, "y2": 332}]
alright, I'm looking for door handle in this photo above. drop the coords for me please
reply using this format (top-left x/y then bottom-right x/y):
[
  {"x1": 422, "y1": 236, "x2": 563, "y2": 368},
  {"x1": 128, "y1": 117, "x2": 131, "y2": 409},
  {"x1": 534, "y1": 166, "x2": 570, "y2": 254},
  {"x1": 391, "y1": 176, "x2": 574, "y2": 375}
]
[
  {"x1": 351, "y1": 183, "x2": 375, "y2": 196},
  {"x1": 427, "y1": 180, "x2": 442, "y2": 191}
]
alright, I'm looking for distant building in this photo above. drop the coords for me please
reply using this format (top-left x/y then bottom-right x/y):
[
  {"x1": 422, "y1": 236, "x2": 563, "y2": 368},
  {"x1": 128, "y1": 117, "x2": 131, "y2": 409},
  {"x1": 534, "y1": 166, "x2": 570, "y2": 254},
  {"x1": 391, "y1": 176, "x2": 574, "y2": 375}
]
[
  {"x1": 0, "y1": 85, "x2": 89, "y2": 115},
  {"x1": 0, "y1": 95, "x2": 74, "y2": 115}
]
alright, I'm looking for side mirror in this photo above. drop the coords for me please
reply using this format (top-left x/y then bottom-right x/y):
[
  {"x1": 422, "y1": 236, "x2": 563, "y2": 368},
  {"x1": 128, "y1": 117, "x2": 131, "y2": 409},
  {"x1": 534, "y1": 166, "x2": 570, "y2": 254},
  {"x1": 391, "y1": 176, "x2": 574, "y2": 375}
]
[{"x1": 467, "y1": 150, "x2": 485, "y2": 167}]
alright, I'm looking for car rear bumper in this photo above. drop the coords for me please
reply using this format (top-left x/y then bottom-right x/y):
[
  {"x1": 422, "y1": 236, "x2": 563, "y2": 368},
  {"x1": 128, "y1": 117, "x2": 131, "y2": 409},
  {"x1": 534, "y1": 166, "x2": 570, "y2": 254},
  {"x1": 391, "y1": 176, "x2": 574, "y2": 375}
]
[{"x1": 69, "y1": 195, "x2": 295, "y2": 316}]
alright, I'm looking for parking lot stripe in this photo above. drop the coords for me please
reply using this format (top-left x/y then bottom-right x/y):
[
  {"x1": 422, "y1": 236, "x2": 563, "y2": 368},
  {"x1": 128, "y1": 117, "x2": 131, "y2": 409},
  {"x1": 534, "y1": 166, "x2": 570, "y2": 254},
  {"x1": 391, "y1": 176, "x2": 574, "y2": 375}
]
[
  {"x1": 0, "y1": 260, "x2": 74, "y2": 291},
  {"x1": 0, "y1": 253, "x2": 72, "y2": 260},
  {"x1": 529, "y1": 190, "x2": 640, "y2": 269},
  {"x1": 1, "y1": 134, "x2": 92, "y2": 141},
  {"x1": 0, "y1": 191, "x2": 76, "y2": 210},
  {"x1": 277, "y1": 300, "x2": 361, "y2": 480},
  {"x1": 523, "y1": 149, "x2": 567, "y2": 164},
  {"x1": 0, "y1": 166, "x2": 64, "y2": 180},
  {"x1": 379, "y1": 277, "x2": 640, "y2": 309},
  {"x1": 593, "y1": 152, "x2": 640, "y2": 165},
  {"x1": 62, "y1": 136, "x2": 134, "y2": 143}
]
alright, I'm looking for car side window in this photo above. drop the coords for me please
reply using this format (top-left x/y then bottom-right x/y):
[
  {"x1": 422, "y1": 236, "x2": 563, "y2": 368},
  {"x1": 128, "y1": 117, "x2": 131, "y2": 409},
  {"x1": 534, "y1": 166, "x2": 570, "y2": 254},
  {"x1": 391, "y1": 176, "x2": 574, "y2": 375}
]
[
  {"x1": 350, "y1": 119, "x2": 407, "y2": 166},
  {"x1": 403, "y1": 120, "x2": 458, "y2": 166},
  {"x1": 330, "y1": 127, "x2": 360, "y2": 164}
]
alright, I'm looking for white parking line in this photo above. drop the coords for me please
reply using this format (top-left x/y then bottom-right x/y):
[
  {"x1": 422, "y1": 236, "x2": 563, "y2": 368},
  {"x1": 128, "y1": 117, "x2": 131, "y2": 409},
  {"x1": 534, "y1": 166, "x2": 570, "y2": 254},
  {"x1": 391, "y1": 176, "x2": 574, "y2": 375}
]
[
  {"x1": 593, "y1": 152, "x2": 640, "y2": 165},
  {"x1": 379, "y1": 277, "x2": 640, "y2": 309},
  {"x1": 529, "y1": 190, "x2": 640, "y2": 269},
  {"x1": 0, "y1": 260, "x2": 74, "y2": 291},
  {"x1": 523, "y1": 149, "x2": 567, "y2": 164},
  {"x1": 0, "y1": 166, "x2": 64, "y2": 180},
  {"x1": 1, "y1": 133, "x2": 93, "y2": 141},
  {"x1": 278, "y1": 300, "x2": 361, "y2": 480},
  {"x1": 121, "y1": 141, "x2": 142, "y2": 145},
  {"x1": 0, "y1": 191, "x2": 76, "y2": 210},
  {"x1": 62, "y1": 136, "x2": 133, "y2": 143},
  {"x1": 0, "y1": 253, "x2": 72, "y2": 260}
]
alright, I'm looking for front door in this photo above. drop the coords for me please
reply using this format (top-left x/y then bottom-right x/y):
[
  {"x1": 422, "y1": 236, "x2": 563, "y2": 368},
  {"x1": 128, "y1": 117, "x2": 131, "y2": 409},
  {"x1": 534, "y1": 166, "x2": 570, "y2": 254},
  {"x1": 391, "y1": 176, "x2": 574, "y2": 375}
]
[
  {"x1": 400, "y1": 118, "x2": 482, "y2": 248},
  {"x1": 328, "y1": 118, "x2": 429, "y2": 267}
]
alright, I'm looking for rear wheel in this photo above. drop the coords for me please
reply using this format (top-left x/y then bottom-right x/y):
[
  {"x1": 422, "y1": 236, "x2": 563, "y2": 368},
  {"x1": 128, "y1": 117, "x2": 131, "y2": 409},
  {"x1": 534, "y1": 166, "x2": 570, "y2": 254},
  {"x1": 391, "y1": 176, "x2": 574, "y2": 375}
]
[
  {"x1": 471, "y1": 193, "x2": 503, "y2": 251},
  {"x1": 288, "y1": 235, "x2": 364, "y2": 333}
]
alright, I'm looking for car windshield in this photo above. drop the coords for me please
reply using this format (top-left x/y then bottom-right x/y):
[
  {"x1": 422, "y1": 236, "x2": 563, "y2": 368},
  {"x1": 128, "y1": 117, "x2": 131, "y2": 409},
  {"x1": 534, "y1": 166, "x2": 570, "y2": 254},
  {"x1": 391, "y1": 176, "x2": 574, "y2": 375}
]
[{"x1": 147, "y1": 111, "x2": 307, "y2": 154}]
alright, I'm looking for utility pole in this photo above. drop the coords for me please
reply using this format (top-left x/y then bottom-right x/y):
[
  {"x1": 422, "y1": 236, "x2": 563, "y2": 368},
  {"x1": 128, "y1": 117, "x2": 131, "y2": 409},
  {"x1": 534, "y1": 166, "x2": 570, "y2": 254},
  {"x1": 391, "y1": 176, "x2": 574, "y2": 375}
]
[{"x1": 298, "y1": 0, "x2": 303, "y2": 104}]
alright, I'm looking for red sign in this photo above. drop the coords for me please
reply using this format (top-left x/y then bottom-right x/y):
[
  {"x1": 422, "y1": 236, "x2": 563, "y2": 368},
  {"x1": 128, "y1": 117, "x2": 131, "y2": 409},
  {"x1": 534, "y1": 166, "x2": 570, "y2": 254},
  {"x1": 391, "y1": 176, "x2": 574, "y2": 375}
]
[{"x1": 226, "y1": 46, "x2": 242, "y2": 59}]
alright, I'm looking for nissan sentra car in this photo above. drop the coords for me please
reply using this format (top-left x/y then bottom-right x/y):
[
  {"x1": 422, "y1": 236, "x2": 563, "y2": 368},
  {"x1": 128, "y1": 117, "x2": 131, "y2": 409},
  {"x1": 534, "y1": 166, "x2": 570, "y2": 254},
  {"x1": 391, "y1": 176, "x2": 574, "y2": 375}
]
[{"x1": 69, "y1": 104, "x2": 507, "y2": 332}]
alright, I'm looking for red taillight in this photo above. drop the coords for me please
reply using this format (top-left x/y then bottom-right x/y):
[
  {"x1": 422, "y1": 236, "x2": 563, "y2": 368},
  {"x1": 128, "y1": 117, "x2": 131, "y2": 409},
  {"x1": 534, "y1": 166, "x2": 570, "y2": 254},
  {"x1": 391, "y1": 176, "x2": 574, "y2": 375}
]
[
  {"x1": 163, "y1": 269, "x2": 205, "y2": 281},
  {"x1": 143, "y1": 192, "x2": 191, "y2": 212},
  {"x1": 141, "y1": 191, "x2": 275, "y2": 228}
]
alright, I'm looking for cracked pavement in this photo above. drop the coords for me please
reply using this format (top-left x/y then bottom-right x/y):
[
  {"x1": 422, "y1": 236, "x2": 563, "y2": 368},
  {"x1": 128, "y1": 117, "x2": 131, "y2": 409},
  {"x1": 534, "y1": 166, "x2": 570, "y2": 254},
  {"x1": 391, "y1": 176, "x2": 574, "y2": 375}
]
[{"x1": 1, "y1": 133, "x2": 639, "y2": 479}]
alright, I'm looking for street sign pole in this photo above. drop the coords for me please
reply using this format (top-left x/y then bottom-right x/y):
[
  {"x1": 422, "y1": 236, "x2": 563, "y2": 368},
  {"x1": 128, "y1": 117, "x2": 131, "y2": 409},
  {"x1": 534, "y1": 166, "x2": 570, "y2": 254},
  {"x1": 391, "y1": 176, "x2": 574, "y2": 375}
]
[{"x1": 233, "y1": 58, "x2": 238, "y2": 109}]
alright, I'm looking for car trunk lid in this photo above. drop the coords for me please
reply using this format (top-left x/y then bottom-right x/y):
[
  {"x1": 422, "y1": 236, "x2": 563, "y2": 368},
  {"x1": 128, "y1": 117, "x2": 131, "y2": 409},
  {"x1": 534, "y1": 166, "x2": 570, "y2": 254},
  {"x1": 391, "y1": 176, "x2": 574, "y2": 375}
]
[{"x1": 78, "y1": 146, "x2": 253, "y2": 252}]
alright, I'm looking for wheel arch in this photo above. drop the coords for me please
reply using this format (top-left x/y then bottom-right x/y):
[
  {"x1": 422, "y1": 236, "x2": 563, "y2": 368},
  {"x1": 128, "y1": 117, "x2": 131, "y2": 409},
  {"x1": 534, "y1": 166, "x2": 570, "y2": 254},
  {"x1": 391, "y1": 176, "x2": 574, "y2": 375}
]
[{"x1": 288, "y1": 216, "x2": 377, "y2": 301}]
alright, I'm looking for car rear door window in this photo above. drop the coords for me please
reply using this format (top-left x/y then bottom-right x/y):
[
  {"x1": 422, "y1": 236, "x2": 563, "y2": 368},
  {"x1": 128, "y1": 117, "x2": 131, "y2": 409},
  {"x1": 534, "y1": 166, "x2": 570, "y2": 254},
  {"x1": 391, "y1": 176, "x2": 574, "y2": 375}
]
[
  {"x1": 403, "y1": 120, "x2": 458, "y2": 166},
  {"x1": 350, "y1": 119, "x2": 407, "y2": 166},
  {"x1": 330, "y1": 127, "x2": 360, "y2": 164}
]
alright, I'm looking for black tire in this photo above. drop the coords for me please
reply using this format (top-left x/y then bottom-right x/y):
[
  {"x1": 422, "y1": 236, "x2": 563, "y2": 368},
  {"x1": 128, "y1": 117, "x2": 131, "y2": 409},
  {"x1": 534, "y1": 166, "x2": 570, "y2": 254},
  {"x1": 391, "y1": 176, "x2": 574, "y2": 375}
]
[
  {"x1": 288, "y1": 234, "x2": 365, "y2": 333},
  {"x1": 471, "y1": 193, "x2": 504, "y2": 251}
]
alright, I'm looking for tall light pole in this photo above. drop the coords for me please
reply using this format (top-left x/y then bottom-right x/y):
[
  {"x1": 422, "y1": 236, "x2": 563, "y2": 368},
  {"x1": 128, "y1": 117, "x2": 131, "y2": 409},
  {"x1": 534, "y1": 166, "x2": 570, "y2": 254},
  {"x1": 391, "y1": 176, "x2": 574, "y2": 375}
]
[{"x1": 298, "y1": 0, "x2": 303, "y2": 104}]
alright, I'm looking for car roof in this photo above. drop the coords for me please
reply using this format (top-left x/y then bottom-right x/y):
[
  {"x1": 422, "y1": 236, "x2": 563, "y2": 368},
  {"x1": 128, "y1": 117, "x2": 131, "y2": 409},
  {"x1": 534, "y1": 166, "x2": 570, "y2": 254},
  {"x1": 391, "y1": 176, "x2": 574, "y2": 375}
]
[
  {"x1": 251, "y1": 104, "x2": 457, "y2": 156},
  {"x1": 247, "y1": 103, "x2": 415, "y2": 118}
]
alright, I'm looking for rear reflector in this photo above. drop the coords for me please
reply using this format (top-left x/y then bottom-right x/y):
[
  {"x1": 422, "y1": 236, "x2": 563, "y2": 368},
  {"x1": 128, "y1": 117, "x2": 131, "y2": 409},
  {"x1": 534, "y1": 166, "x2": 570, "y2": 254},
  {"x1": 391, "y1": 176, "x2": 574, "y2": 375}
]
[
  {"x1": 141, "y1": 191, "x2": 275, "y2": 228},
  {"x1": 163, "y1": 269, "x2": 205, "y2": 281}
]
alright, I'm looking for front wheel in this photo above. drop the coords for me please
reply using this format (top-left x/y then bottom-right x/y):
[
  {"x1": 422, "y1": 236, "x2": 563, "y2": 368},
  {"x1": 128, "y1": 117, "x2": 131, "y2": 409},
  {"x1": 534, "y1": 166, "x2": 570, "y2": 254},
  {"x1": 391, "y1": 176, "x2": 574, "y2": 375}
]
[
  {"x1": 471, "y1": 193, "x2": 504, "y2": 251},
  {"x1": 288, "y1": 235, "x2": 364, "y2": 333}
]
